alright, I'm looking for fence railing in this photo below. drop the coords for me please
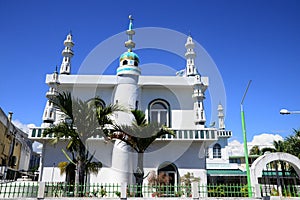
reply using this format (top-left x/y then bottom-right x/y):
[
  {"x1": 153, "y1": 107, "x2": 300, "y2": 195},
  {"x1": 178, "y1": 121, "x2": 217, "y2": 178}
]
[
  {"x1": 0, "y1": 181, "x2": 299, "y2": 198},
  {"x1": 0, "y1": 181, "x2": 38, "y2": 198},
  {"x1": 44, "y1": 182, "x2": 120, "y2": 197},
  {"x1": 261, "y1": 184, "x2": 300, "y2": 197}
]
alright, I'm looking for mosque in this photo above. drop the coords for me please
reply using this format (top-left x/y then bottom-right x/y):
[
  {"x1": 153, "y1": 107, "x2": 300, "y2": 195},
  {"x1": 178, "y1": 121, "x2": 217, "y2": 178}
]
[{"x1": 29, "y1": 16, "x2": 233, "y2": 186}]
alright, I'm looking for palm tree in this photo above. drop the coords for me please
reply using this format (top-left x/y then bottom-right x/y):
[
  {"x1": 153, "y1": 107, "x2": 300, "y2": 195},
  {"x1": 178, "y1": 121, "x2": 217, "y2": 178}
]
[
  {"x1": 249, "y1": 145, "x2": 261, "y2": 155},
  {"x1": 43, "y1": 92, "x2": 119, "y2": 193},
  {"x1": 285, "y1": 129, "x2": 300, "y2": 159},
  {"x1": 109, "y1": 110, "x2": 174, "y2": 197}
]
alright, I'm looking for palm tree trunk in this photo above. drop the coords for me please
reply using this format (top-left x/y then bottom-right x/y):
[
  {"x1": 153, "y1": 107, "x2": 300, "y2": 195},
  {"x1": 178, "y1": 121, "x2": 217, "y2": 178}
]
[
  {"x1": 77, "y1": 160, "x2": 86, "y2": 196},
  {"x1": 134, "y1": 152, "x2": 144, "y2": 197},
  {"x1": 77, "y1": 142, "x2": 86, "y2": 197}
]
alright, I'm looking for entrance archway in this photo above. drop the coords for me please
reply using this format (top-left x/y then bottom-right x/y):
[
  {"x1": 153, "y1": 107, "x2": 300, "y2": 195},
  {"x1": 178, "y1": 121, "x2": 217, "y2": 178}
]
[
  {"x1": 157, "y1": 162, "x2": 178, "y2": 196},
  {"x1": 250, "y1": 152, "x2": 300, "y2": 198}
]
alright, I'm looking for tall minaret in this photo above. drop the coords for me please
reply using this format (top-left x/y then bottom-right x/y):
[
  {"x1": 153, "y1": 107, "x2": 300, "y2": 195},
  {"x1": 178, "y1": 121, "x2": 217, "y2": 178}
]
[
  {"x1": 41, "y1": 69, "x2": 60, "y2": 128},
  {"x1": 185, "y1": 35, "x2": 197, "y2": 76},
  {"x1": 187, "y1": 35, "x2": 207, "y2": 127},
  {"x1": 111, "y1": 15, "x2": 140, "y2": 184},
  {"x1": 59, "y1": 33, "x2": 74, "y2": 75},
  {"x1": 218, "y1": 103, "x2": 225, "y2": 129},
  {"x1": 115, "y1": 15, "x2": 141, "y2": 122}
]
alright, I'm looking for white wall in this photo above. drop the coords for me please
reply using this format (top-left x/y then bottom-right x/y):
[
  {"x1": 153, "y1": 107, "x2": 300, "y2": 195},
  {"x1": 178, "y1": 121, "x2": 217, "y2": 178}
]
[
  {"x1": 18, "y1": 146, "x2": 31, "y2": 171},
  {"x1": 140, "y1": 86, "x2": 198, "y2": 129}
]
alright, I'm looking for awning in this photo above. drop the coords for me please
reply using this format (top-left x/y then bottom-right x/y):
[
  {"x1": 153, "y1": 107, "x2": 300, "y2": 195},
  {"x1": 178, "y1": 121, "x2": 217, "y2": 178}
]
[{"x1": 207, "y1": 169, "x2": 246, "y2": 176}]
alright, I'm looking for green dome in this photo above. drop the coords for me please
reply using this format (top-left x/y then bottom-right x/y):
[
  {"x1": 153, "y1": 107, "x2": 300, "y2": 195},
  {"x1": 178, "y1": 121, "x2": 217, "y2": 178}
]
[{"x1": 119, "y1": 51, "x2": 139, "y2": 63}]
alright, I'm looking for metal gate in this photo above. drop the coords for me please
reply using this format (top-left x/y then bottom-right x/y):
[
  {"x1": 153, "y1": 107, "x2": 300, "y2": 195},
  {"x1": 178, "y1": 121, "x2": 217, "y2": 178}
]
[{"x1": 259, "y1": 160, "x2": 300, "y2": 197}]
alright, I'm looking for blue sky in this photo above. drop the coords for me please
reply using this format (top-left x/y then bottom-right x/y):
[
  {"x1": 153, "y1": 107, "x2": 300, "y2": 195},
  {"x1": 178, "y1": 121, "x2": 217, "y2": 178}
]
[{"x1": 1, "y1": 0, "x2": 300, "y2": 146}]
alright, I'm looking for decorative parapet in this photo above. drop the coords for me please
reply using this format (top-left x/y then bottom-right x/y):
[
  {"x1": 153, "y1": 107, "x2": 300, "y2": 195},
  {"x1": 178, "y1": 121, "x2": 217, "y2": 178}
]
[{"x1": 29, "y1": 127, "x2": 232, "y2": 142}]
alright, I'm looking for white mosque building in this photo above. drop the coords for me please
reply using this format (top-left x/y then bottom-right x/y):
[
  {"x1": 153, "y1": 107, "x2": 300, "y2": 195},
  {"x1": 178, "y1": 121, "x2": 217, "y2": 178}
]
[{"x1": 29, "y1": 16, "x2": 233, "y2": 186}]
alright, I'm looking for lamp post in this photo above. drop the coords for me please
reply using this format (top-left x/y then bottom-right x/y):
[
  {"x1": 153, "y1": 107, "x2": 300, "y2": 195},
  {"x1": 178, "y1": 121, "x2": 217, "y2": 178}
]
[
  {"x1": 280, "y1": 109, "x2": 300, "y2": 115},
  {"x1": 241, "y1": 80, "x2": 252, "y2": 197}
]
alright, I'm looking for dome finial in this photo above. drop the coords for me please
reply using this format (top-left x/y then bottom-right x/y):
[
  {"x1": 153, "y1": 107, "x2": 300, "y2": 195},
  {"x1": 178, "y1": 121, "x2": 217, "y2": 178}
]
[{"x1": 128, "y1": 15, "x2": 134, "y2": 30}]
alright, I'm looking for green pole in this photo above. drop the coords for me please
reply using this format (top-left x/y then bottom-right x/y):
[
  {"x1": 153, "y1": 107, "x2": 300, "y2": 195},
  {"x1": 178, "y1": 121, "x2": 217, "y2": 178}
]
[
  {"x1": 240, "y1": 80, "x2": 252, "y2": 197},
  {"x1": 241, "y1": 105, "x2": 252, "y2": 197}
]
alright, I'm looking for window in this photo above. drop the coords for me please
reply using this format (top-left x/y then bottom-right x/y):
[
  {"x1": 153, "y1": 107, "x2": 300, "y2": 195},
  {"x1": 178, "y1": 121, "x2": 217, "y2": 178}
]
[
  {"x1": 123, "y1": 60, "x2": 128, "y2": 65},
  {"x1": 149, "y1": 99, "x2": 170, "y2": 127},
  {"x1": 213, "y1": 143, "x2": 221, "y2": 158},
  {"x1": 134, "y1": 61, "x2": 138, "y2": 66}
]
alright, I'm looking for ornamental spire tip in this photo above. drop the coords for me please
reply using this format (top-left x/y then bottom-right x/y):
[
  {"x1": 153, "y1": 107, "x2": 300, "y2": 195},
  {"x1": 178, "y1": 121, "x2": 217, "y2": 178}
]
[{"x1": 128, "y1": 15, "x2": 134, "y2": 30}]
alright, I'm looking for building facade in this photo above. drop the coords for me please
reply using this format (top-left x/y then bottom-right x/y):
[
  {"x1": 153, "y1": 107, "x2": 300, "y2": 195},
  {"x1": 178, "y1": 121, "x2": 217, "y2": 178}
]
[
  {"x1": 29, "y1": 17, "x2": 233, "y2": 185},
  {"x1": 0, "y1": 108, "x2": 33, "y2": 180}
]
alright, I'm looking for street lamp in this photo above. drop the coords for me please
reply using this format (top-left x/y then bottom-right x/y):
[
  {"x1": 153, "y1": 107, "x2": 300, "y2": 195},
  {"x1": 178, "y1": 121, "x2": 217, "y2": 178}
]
[
  {"x1": 280, "y1": 109, "x2": 300, "y2": 115},
  {"x1": 241, "y1": 80, "x2": 252, "y2": 197}
]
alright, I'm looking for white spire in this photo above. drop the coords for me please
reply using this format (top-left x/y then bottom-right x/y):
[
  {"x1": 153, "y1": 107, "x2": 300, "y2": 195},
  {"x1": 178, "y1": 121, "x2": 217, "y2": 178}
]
[
  {"x1": 192, "y1": 75, "x2": 207, "y2": 126},
  {"x1": 59, "y1": 33, "x2": 74, "y2": 75},
  {"x1": 125, "y1": 15, "x2": 136, "y2": 52},
  {"x1": 185, "y1": 35, "x2": 197, "y2": 76},
  {"x1": 218, "y1": 103, "x2": 225, "y2": 129}
]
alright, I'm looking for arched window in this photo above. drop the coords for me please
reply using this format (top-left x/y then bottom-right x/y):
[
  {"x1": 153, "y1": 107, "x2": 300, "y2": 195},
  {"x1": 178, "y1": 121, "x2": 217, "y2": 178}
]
[
  {"x1": 122, "y1": 60, "x2": 128, "y2": 65},
  {"x1": 213, "y1": 143, "x2": 221, "y2": 158},
  {"x1": 149, "y1": 99, "x2": 170, "y2": 127}
]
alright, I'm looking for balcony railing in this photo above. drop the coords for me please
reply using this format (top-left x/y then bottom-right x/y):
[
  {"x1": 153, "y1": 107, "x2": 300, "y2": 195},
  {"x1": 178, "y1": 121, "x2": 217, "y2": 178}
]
[
  {"x1": 29, "y1": 127, "x2": 227, "y2": 141},
  {"x1": 158, "y1": 129, "x2": 217, "y2": 141},
  {"x1": 217, "y1": 130, "x2": 232, "y2": 138}
]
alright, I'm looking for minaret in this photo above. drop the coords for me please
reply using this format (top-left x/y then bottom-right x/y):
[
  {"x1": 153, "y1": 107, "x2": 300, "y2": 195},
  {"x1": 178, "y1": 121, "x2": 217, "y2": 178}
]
[
  {"x1": 193, "y1": 75, "x2": 207, "y2": 127},
  {"x1": 41, "y1": 69, "x2": 60, "y2": 128},
  {"x1": 187, "y1": 35, "x2": 207, "y2": 127},
  {"x1": 185, "y1": 35, "x2": 197, "y2": 76},
  {"x1": 218, "y1": 103, "x2": 225, "y2": 129},
  {"x1": 111, "y1": 15, "x2": 140, "y2": 184},
  {"x1": 59, "y1": 33, "x2": 74, "y2": 75},
  {"x1": 115, "y1": 15, "x2": 141, "y2": 120}
]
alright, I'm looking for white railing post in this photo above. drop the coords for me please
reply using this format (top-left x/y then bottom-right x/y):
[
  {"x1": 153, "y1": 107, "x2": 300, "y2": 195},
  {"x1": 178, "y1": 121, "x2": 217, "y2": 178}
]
[
  {"x1": 37, "y1": 182, "x2": 46, "y2": 199},
  {"x1": 191, "y1": 181, "x2": 199, "y2": 199},
  {"x1": 120, "y1": 182, "x2": 127, "y2": 199},
  {"x1": 254, "y1": 183, "x2": 261, "y2": 198}
]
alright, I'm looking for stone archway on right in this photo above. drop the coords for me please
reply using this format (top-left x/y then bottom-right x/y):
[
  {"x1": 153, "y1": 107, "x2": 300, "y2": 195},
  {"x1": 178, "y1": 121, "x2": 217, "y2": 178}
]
[{"x1": 250, "y1": 152, "x2": 300, "y2": 198}]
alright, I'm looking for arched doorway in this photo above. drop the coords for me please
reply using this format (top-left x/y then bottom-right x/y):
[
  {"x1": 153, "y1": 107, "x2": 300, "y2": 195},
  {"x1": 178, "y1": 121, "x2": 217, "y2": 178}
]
[
  {"x1": 157, "y1": 162, "x2": 178, "y2": 196},
  {"x1": 250, "y1": 152, "x2": 300, "y2": 198}
]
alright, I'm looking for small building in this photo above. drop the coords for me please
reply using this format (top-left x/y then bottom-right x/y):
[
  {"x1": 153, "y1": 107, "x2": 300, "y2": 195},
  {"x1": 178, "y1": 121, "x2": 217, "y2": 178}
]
[{"x1": 0, "y1": 107, "x2": 33, "y2": 180}]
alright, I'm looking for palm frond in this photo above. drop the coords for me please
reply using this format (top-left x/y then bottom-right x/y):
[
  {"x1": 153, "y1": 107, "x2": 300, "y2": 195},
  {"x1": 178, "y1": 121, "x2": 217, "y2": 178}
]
[
  {"x1": 62, "y1": 149, "x2": 76, "y2": 165},
  {"x1": 57, "y1": 161, "x2": 69, "y2": 175},
  {"x1": 86, "y1": 162, "x2": 102, "y2": 175},
  {"x1": 109, "y1": 110, "x2": 174, "y2": 153},
  {"x1": 49, "y1": 92, "x2": 74, "y2": 122},
  {"x1": 131, "y1": 110, "x2": 147, "y2": 126}
]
